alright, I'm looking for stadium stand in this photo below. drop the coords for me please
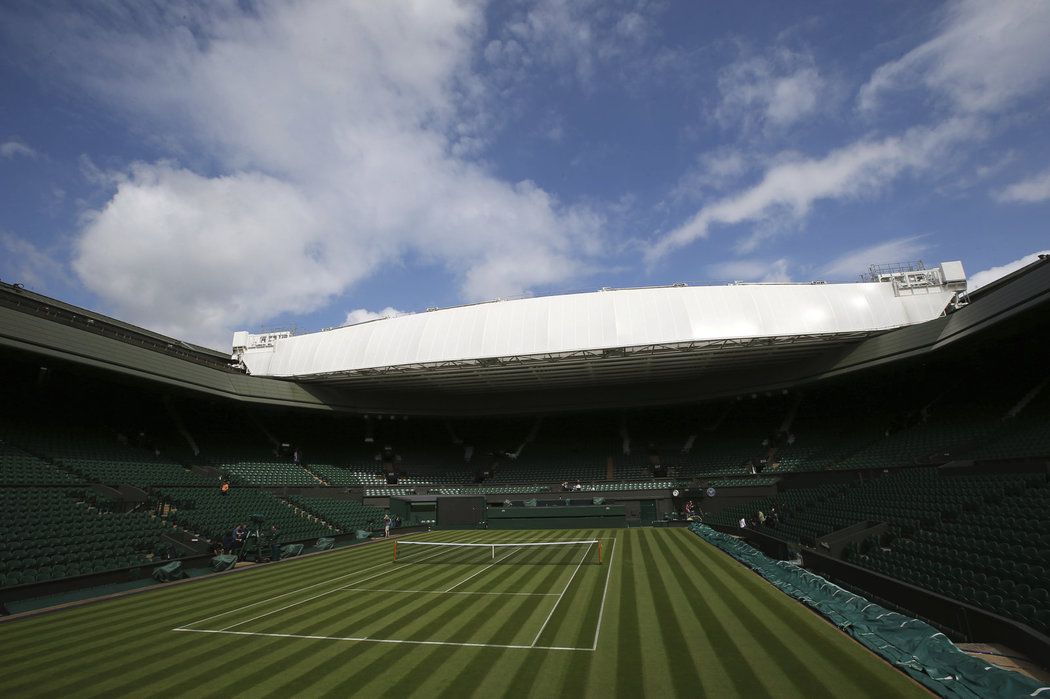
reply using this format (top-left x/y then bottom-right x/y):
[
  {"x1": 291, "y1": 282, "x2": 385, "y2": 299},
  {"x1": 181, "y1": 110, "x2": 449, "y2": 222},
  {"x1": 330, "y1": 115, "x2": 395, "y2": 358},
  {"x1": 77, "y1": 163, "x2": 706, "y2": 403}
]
[
  {"x1": 712, "y1": 467, "x2": 1050, "y2": 633},
  {"x1": 0, "y1": 488, "x2": 167, "y2": 585},
  {"x1": 283, "y1": 495, "x2": 385, "y2": 532},
  {"x1": 2, "y1": 258, "x2": 1049, "y2": 684},
  {"x1": 157, "y1": 487, "x2": 337, "y2": 542},
  {"x1": 0, "y1": 441, "x2": 81, "y2": 485}
]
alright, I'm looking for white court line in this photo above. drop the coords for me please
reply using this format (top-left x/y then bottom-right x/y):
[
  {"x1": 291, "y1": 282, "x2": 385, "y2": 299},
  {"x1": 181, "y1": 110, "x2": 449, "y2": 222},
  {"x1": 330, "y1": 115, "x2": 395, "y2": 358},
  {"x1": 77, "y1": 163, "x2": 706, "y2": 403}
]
[
  {"x1": 174, "y1": 627, "x2": 592, "y2": 651},
  {"x1": 175, "y1": 534, "x2": 465, "y2": 630},
  {"x1": 174, "y1": 533, "x2": 616, "y2": 633},
  {"x1": 177, "y1": 554, "x2": 398, "y2": 629},
  {"x1": 340, "y1": 587, "x2": 558, "y2": 597},
  {"x1": 530, "y1": 541, "x2": 593, "y2": 647},
  {"x1": 443, "y1": 547, "x2": 522, "y2": 593},
  {"x1": 208, "y1": 545, "x2": 455, "y2": 633},
  {"x1": 591, "y1": 537, "x2": 617, "y2": 650}
]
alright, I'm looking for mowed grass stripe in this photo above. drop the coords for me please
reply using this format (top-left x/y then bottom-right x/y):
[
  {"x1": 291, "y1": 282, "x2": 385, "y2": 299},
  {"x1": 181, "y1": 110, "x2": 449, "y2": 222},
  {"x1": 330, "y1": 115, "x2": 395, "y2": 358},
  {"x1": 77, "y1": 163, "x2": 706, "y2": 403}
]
[
  {"x1": 361, "y1": 531, "x2": 575, "y2": 646},
  {"x1": 8, "y1": 528, "x2": 592, "y2": 696},
  {"x1": 447, "y1": 532, "x2": 585, "y2": 645},
  {"x1": 556, "y1": 532, "x2": 620, "y2": 698},
  {"x1": 346, "y1": 559, "x2": 575, "y2": 695},
  {"x1": 44, "y1": 579, "x2": 415, "y2": 695},
  {"x1": 0, "y1": 536, "x2": 411, "y2": 665},
  {"x1": 613, "y1": 530, "x2": 645, "y2": 698},
  {"x1": 2, "y1": 535, "x2": 440, "y2": 671},
  {"x1": 246, "y1": 529, "x2": 567, "y2": 641},
  {"x1": 0, "y1": 536, "x2": 472, "y2": 690},
  {"x1": 668, "y1": 531, "x2": 843, "y2": 698},
  {"x1": 30, "y1": 535, "x2": 517, "y2": 696},
  {"x1": 635, "y1": 529, "x2": 705, "y2": 695},
  {"x1": 0, "y1": 528, "x2": 520, "y2": 692},
  {"x1": 405, "y1": 531, "x2": 609, "y2": 692},
  {"x1": 682, "y1": 530, "x2": 922, "y2": 696},
  {"x1": 649, "y1": 529, "x2": 773, "y2": 697},
  {"x1": 246, "y1": 564, "x2": 486, "y2": 639},
  {"x1": 458, "y1": 529, "x2": 609, "y2": 698},
  {"x1": 1, "y1": 528, "x2": 928, "y2": 698},
  {"x1": 361, "y1": 559, "x2": 555, "y2": 643},
  {"x1": 625, "y1": 529, "x2": 685, "y2": 695},
  {"x1": 532, "y1": 531, "x2": 604, "y2": 647},
  {"x1": 670, "y1": 530, "x2": 926, "y2": 698},
  {"x1": 239, "y1": 561, "x2": 457, "y2": 636},
  {"x1": 291, "y1": 537, "x2": 558, "y2": 699},
  {"x1": 213, "y1": 545, "x2": 546, "y2": 692},
  {"x1": 195, "y1": 524, "x2": 489, "y2": 629}
]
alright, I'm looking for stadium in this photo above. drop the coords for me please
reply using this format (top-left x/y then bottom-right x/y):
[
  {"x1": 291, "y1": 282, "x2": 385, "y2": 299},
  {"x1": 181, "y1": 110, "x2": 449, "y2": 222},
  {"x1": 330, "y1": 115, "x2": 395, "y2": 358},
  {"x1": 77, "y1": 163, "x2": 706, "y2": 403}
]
[{"x1": 1, "y1": 255, "x2": 1049, "y2": 697}]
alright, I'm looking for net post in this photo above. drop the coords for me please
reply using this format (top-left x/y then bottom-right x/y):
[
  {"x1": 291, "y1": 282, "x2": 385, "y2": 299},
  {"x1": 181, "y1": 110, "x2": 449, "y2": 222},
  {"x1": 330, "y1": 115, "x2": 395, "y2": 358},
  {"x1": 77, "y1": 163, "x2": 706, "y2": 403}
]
[
  {"x1": 598, "y1": 541, "x2": 603, "y2": 565},
  {"x1": 393, "y1": 541, "x2": 398, "y2": 562}
]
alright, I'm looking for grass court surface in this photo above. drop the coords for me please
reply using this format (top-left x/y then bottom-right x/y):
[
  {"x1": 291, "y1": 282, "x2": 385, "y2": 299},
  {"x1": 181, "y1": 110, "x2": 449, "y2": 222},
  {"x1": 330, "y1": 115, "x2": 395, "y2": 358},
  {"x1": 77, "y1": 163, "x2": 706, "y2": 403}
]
[{"x1": 0, "y1": 528, "x2": 927, "y2": 697}]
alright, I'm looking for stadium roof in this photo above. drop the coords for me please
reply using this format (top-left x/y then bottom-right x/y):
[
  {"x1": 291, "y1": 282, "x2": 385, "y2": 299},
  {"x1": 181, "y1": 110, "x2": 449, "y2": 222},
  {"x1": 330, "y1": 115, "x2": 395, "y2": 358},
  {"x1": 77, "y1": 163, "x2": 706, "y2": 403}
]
[
  {"x1": 235, "y1": 267, "x2": 964, "y2": 392},
  {"x1": 4, "y1": 257, "x2": 1050, "y2": 413}
]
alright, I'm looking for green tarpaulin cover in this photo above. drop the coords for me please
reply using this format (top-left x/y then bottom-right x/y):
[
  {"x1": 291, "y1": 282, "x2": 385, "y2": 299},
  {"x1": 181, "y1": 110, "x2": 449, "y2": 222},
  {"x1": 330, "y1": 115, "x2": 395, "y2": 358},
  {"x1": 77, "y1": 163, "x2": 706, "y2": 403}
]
[
  {"x1": 279, "y1": 543, "x2": 304, "y2": 558},
  {"x1": 151, "y1": 561, "x2": 185, "y2": 582},
  {"x1": 210, "y1": 554, "x2": 238, "y2": 572}
]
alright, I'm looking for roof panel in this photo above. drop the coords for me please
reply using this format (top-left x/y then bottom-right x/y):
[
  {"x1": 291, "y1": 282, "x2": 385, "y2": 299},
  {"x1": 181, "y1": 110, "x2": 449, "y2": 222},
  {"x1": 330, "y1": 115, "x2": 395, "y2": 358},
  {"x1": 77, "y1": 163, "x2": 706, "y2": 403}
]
[{"x1": 249, "y1": 282, "x2": 957, "y2": 378}]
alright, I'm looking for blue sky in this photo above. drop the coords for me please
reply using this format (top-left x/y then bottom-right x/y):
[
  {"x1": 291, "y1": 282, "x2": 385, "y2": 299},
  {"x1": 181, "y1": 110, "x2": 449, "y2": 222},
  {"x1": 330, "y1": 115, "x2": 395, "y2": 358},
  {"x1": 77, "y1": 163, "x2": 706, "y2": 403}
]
[{"x1": 1, "y1": 0, "x2": 1048, "y2": 350}]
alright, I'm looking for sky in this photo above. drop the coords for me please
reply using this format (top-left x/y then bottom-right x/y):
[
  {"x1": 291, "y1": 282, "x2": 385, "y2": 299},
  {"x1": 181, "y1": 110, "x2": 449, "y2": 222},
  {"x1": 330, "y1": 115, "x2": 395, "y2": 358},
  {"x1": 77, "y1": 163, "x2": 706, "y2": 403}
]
[{"x1": 1, "y1": 0, "x2": 1048, "y2": 351}]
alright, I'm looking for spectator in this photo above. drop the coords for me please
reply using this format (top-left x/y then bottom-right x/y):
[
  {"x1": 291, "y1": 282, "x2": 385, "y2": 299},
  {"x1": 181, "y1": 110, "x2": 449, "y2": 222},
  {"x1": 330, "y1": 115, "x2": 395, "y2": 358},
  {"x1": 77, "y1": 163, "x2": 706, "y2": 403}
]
[
  {"x1": 739, "y1": 517, "x2": 747, "y2": 529},
  {"x1": 233, "y1": 523, "x2": 247, "y2": 554},
  {"x1": 269, "y1": 525, "x2": 281, "y2": 562},
  {"x1": 758, "y1": 510, "x2": 766, "y2": 525}
]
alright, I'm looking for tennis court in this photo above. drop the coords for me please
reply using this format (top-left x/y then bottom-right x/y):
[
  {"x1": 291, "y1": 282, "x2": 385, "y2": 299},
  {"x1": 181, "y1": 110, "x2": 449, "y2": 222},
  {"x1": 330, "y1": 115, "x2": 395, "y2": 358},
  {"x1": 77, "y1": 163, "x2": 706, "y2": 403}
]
[
  {"x1": 0, "y1": 528, "x2": 927, "y2": 697},
  {"x1": 175, "y1": 535, "x2": 613, "y2": 651}
]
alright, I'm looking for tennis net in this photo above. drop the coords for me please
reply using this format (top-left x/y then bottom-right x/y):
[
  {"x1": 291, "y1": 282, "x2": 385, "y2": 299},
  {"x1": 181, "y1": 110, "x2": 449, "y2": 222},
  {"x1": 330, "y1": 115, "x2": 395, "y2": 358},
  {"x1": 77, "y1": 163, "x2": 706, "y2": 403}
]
[{"x1": 394, "y1": 539, "x2": 602, "y2": 565}]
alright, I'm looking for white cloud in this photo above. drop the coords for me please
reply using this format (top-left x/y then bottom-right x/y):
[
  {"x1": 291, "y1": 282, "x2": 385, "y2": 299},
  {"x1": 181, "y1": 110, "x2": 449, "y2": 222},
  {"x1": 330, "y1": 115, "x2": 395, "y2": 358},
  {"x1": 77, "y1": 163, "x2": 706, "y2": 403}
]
[
  {"x1": 995, "y1": 168, "x2": 1050, "y2": 204},
  {"x1": 0, "y1": 231, "x2": 64, "y2": 289},
  {"x1": 968, "y1": 251, "x2": 1050, "y2": 291},
  {"x1": 488, "y1": 0, "x2": 655, "y2": 87},
  {"x1": 1, "y1": 140, "x2": 38, "y2": 159},
  {"x1": 707, "y1": 258, "x2": 791, "y2": 283},
  {"x1": 73, "y1": 164, "x2": 341, "y2": 350},
  {"x1": 858, "y1": 0, "x2": 1050, "y2": 114},
  {"x1": 649, "y1": 118, "x2": 975, "y2": 262},
  {"x1": 668, "y1": 149, "x2": 749, "y2": 203},
  {"x1": 344, "y1": 307, "x2": 407, "y2": 326},
  {"x1": 7, "y1": 2, "x2": 605, "y2": 348},
  {"x1": 715, "y1": 49, "x2": 825, "y2": 131},
  {"x1": 821, "y1": 236, "x2": 931, "y2": 279}
]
